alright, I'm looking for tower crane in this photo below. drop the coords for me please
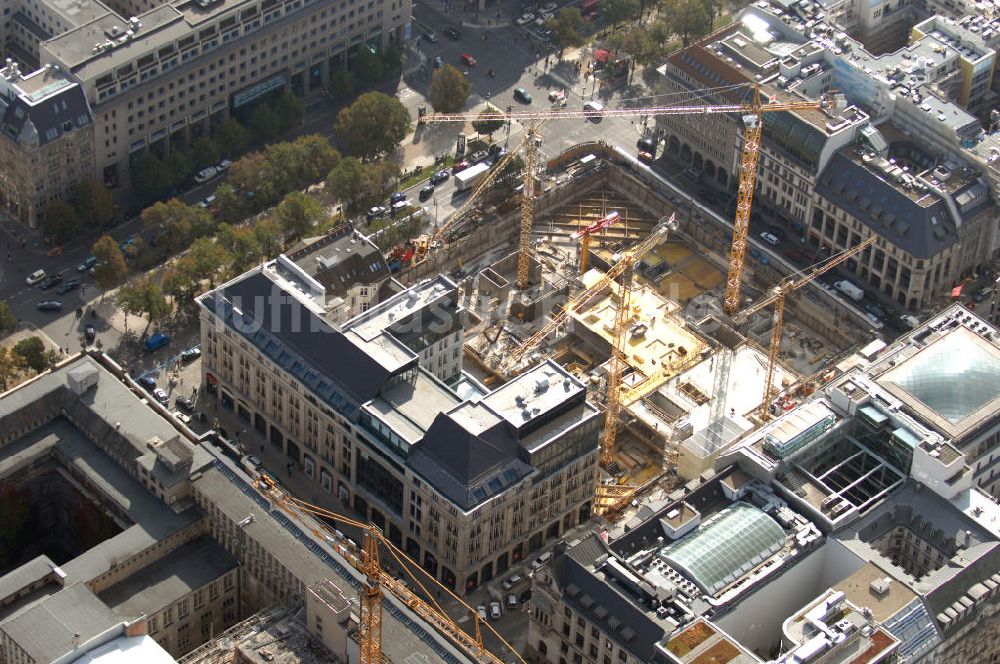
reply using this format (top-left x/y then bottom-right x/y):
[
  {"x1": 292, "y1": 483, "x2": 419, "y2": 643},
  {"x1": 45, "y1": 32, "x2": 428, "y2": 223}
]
[
  {"x1": 572, "y1": 210, "x2": 620, "y2": 274},
  {"x1": 253, "y1": 474, "x2": 522, "y2": 664},
  {"x1": 495, "y1": 214, "x2": 677, "y2": 376},
  {"x1": 422, "y1": 82, "x2": 823, "y2": 312},
  {"x1": 732, "y1": 236, "x2": 876, "y2": 419}
]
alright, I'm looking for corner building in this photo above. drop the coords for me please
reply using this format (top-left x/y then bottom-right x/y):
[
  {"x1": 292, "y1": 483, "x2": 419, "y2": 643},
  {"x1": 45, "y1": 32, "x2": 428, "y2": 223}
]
[{"x1": 197, "y1": 253, "x2": 602, "y2": 593}]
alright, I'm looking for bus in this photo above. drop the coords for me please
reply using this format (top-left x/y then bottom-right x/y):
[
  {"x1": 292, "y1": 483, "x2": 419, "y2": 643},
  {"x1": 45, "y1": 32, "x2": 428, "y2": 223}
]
[{"x1": 454, "y1": 162, "x2": 490, "y2": 191}]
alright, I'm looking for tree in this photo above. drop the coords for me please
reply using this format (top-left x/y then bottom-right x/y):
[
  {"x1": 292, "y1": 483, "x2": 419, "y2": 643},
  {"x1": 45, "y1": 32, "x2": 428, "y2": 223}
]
[
  {"x1": 0, "y1": 347, "x2": 21, "y2": 390},
  {"x1": 472, "y1": 109, "x2": 505, "y2": 139},
  {"x1": 188, "y1": 238, "x2": 233, "y2": 288},
  {"x1": 0, "y1": 303, "x2": 16, "y2": 335},
  {"x1": 227, "y1": 152, "x2": 276, "y2": 205},
  {"x1": 660, "y1": 0, "x2": 711, "y2": 46},
  {"x1": 254, "y1": 217, "x2": 283, "y2": 258},
  {"x1": 216, "y1": 119, "x2": 250, "y2": 157},
  {"x1": 600, "y1": 0, "x2": 641, "y2": 24},
  {"x1": 118, "y1": 277, "x2": 171, "y2": 322},
  {"x1": 161, "y1": 257, "x2": 199, "y2": 302},
  {"x1": 292, "y1": 135, "x2": 341, "y2": 184},
  {"x1": 163, "y1": 149, "x2": 194, "y2": 191},
  {"x1": 354, "y1": 47, "x2": 385, "y2": 84},
  {"x1": 70, "y1": 180, "x2": 115, "y2": 230},
  {"x1": 192, "y1": 136, "x2": 221, "y2": 167},
  {"x1": 130, "y1": 152, "x2": 171, "y2": 200},
  {"x1": 217, "y1": 223, "x2": 262, "y2": 271},
  {"x1": 42, "y1": 201, "x2": 80, "y2": 243},
  {"x1": 335, "y1": 92, "x2": 411, "y2": 159},
  {"x1": 275, "y1": 92, "x2": 305, "y2": 130},
  {"x1": 547, "y1": 8, "x2": 586, "y2": 54},
  {"x1": 382, "y1": 42, "x2": 404, "y2": 70},
  {"x1": 428, "y1": 65, "x2": 471, "y2": 114},
  {"x1": 142, "y1": 199, "x2": 212, "y2": 252},
  {"x1": 13, "y1": 337, "x2": 51, "y2": 373},
  {"x1": 330, "y1": 65, "x2": 356, "y2": 99},
  {"x1": 326, "y1": 157, "x2": 399, "y2": 214},
  {"x1": 489, "y1": 154, "x2": 525, "y2": 191},
  {"x1": 250, "y1": 105, "x2": 282, "y2": 142},
  {"x1": 275, "y1": 192, "x2": 325, "y2": 241},
  {"x1": 91, "y1": 236, "x2": 128, "y2": 289},
  {"x1": 213, "y1": 183, "x2": 248, "y2": 223}
]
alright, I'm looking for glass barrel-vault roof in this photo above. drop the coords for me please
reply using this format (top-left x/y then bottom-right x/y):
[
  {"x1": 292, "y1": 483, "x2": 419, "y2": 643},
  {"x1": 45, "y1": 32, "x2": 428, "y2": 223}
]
[
  {"x1": 660, "y1": 502, "x2": 785, "y2": 594},
  {"x1": 883, "y1": 330, "x2": 1000, "y2": 424}
]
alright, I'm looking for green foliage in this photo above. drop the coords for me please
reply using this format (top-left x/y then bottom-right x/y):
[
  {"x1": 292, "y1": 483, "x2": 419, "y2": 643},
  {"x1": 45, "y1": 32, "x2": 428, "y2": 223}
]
[
  {"x1": 547, "y1": 8, "x2": 586, "y2": 52},
  {"x1": 600, "y1": 0, "x2": 641, "y2": 24},
  {"x1": 130, "y1": 152, "x2": 171, "y2": 200},
  {"x1": 91, "y1": 235, "x2": 128, "y2": 289},
  {"x1": 472, "y1": 110, "x2": 505, "y2": 138},
  {"x1": 192, "y1": 136, "x2": 221, "y2": 167},
  {"x1": 382, "y1": 42, "x2": 404, "y2": 69},
  {"x1": 326, "y1": 157, "x2": 399, "y2": 214},
  {"x1": 254, "y1": 217, "x2": 283, "y2": 258},
  {"x1": 354, "y1": 47, "x2": 385, "y2": 84},
  {"x1": 659, "y1": 0, "x2": 711, "y2": 46},
  {"x1": 275, "y1": 191, "x2": 325, "y2": 241},
  {"x1": 226, "y1": 152, "x2": 276, "y2": 207},
  {"x1": 118, "y1": 277, "x2": 171, "y2": 322},
  {"x1": 489, "y1": 154, "x2": 525, "y2": 191},
  {"x1": 70, "y1": 180, "x2": 115, "y2": 230},
  {"x1": 428, "y1": 65, "x2": 470, "y2": 113},
  {"x1": 293, "y1": 135, "x2": 342, "y2": 184},
  {"x1": 163, "y1": 149, "x2": 194, "y2": 191},
  {"x1": 217, "y1": 223, "x2": 262, "y2": 272},
  {"x1": 213, "y1": 183, "x2": 248, "y2": 223},
  {"x1": 216, "y1": 119, "x2": 251, "y2": 157},
  {"x1": 0, "y1": 346, "x2": 21, "y2": 390},
  {"x1": 13, "y1": 337, "x2": 52, "y2": 373},
  {"x1": 250, "y1": 105, "x2": 282, "y2": 143},
  {"x1": 141, "y1": 199, "x2": 215, "y2": 253},
  {"x1": 330, "y1": 66, "x2": 356, "y2": 99},
  {"x1": 42, "y1": 201, "x2": 80, "y2": 243},
  {"x1": 187, "y1": 238, "x2": 232, "y2": 287},
  {"x1": 275, "y1": 92, "x2": 305, "y2": 130},
  {"x1": 334, "y1": 92, "x2": 410, "y2": 159},
  {"x1": 0, "y1": 302, "x2": 16, "y2": 335}
]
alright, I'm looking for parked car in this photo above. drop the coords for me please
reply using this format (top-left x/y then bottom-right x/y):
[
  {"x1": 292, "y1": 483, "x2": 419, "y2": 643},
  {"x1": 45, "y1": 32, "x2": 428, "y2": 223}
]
[
  {"x1": 144, "y1": 331, "x2": 171, "y2": 352},
  {"x1": 419, "y1": 184, "x2": 435, "y2": 201},
  {"x1": 548, "y1": 89, "x2": 566, "y2": 103},
  {"x1": 477, "y1": 606, "x2": 488, "y2": 622},
  {"x1": 489, "y1": 601, "x2": 502, "y2": 620},
  {"x1": 390, "y1": 192, "x2": 407, "y2": 205},
  {"x1": 56, "y1": 279, "x2": 80, "y2": 295},
  {"x1": 194, "y1": 166, "x2": 218, "y2": 183},
  {"x1": 461, "y1": 53, "x2": 477, "y2": 67},
  {"x1": 152, "y1": 388, "x2": 169, "y2": 404},
  {"x1": 864, "y1": 303, "x2": 887, "y2": 320},
  {"x1": 443, "y1": 27, "x2": 461, "y2": 40},
  {"x1": 26, "y1": 269, "x2": 46, "y2": 286},
  {"x1": 759, "y1": 231, "x2": 780, "y2": 246},
  {"x1": 637, "y1": 136, "x2": 656, "y2": 153},
  {"x1": 176, "y1": 395, "x2": 195, "y2": 412},
  {"x1": 366, "y1": 205, "x2": 388, "y2": 221},
  {"x1": 78, "y1": 256, "x2": 98, "y2": 272},
  {"x1": 538, "y1": 10, "x2": 555, "y2": 21},
  {"x1": 516, "y1": 12, "x2": 536, "y2": 25},
  {"x1": 974, "y1": 286, "x2": 995, "y2": 302},
  {"x1": 196, "y1": 194, "x2": 216, "y2": 209},
  {"x1": 138, "y1": 376, "x2": 156, "y2": 391},
  {"x1": 502, "y1": 574, "x2": 523, "y2": 591},
  {"x1": 36, "y1": 300, "x2": 62, "y2": 312},
  {"x1": 430, "y1": 170, "x2": 450, "y2": 185},
  {"x1": 531, "y1": 551, "x2": 552, "y2": 570},
  {"x1": 173, "y1": 410, "x2": 192, "y2": 425},
  {"x1": 39, "y1": 274, "x2": 63, "y2": 290},
  {"x1": 864, "y1": 312, "x2": 884, "y2": 329},
  {"x1": 540, "y1": 1, "x2": 557, "y2": 12},
  {"x1": 506, "y1": 594, "x2": 518, "y2": 609},
  {"x1": 181, "y1": 347, "x2": 202, "y2": 362},
  {"x1": 423, "y1": 30, "x2": 438, "y2": 42},
  {"x1": 433, "y1": 55, "x2": 444, "y2": 69},
  {"x1": 217, "y1": 159, "x2": 233, "y2": 172},
  {"x1": 452, "y1": 160, "x2": 470, "y2": 174},
  {"x1": 84, "y1": 323, "x2": 96, "y2": 343},
  {"x1": 488, "y1": 143, "x2": 506, "y2": 157},
  {"x1": 513, "y1": 87, "x2": 533, "y2": 103},
  {"x1": 469, "y1": 150, "x2": 489, "y2": 165}
]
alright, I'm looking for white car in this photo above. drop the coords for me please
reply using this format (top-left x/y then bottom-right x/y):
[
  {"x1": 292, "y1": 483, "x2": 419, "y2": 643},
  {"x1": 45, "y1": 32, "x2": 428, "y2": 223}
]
[
  {"x1": 516, "y1": 12, "x2": 536, "y2": 25},
  {"x1": 25, "y1": 269, "x2": 46, "y2": 286},
  {"x1": 539, "y1": 10, "x2": 555, "y2": 20},
  {"x1": 759, "y1": 231, "x2": 780, "y2": 246},
  {"x1": 172, "y1": 410, "x2": 192, "y2": 425},
  {"x1": 196, "y1": 195, "x2": 217, "y2": 209},
  {"x1": 540, "y1": 1, "x2": 558, "y2": 12},
  {"x1": 194, "y1": 166, "x2": 218, "y2": 183},
  {"x1": 153, "y1": 388, "x2": 169, "y2": 404},
  {"x1": 476, "y1": 606, "x2": 488, "y2": 622},
  {"x1": 489, "y1": 601, "x2": 502, "y2": 620},
  {"x1": 216, "y1": 159, "x2": 232, "y2": 172}
]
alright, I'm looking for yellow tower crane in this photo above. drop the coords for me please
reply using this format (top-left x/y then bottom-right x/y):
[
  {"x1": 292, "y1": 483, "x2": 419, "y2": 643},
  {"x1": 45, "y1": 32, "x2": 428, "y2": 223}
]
[
  {"x1": 253, "y1": 474, "x2": 522, "y2": 664},
  {"x1": 422, "y1": 82, "x2": 823, "y2": 311},
  {"x1": 733, "y1": 236, "x2": 877, "y2": 420}
]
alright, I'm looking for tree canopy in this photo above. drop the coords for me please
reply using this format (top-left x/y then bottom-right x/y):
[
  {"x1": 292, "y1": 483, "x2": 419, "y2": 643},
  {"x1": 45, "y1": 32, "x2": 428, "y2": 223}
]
[
  {"x1": 472, "y1": 109, "x2": 505, "y2": 138},
  {"x1": 335, "y1": 92, "x2": 410, "y2": 159},
  {"x1": 275, "y1": 191, "x2": 325, "y2": 242},
  {"x1": 326, "y1": 158, "x2": 399, "y2": 214},
  {"x1": 428, "y1": 65, "x2": 471, "y2": 114},
  {"x1": 600, "y1": 0, "x2": 641, "y2": 24},
  {"x1": 91, "y1": 236, "x2": 128, "y2": 289},
  {"x1": 13, "y1": 337, "x2": 51, "y2": 373},
  {"x1": 659, "y1": 0, "x2": 711, "y2": 46},
  {"x1": 546, "y1": 8, "x2": 586, "y2": 53},
  {"x1": 118, "y1": 277, "x2": 171, "y2": 322}
]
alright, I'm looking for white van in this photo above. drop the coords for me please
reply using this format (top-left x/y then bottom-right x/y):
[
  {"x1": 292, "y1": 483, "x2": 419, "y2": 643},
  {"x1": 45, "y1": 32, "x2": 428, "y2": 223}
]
[
  {"x1": 26, "y1": 269, "x2": 46, "y2": 286},
  {"x1": 583, "y1": 100, "x2": 604, "y2": 119}
]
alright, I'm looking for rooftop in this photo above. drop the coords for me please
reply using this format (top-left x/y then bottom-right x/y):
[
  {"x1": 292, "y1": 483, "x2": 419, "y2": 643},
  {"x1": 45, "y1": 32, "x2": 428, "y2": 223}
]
[
  {"x1": 69, "y1": 634, "x2": 176, "y2": 664},
  {"x1": 285, "y1": 226, "x2": 390, "y2": 305},
  {"x1": 832, "y1": 562, "x2": 918, "y2": 623},
  {"x1": 98, "y1": 536, "x2": 236, "y2": 618}
]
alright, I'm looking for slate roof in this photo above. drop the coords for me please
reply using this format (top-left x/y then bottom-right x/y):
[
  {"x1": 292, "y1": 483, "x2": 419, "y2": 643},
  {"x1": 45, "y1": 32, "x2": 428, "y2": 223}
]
[
  {"x1": 406, "y1": 412, "x2": 533, "y2": 511},
  {"x1": 0, "y1": 73, "x2": 91, "y2": 147},
  {"x1": 815, "y1": 152, "x2": 958, "y2": 259},
  {"x1": 287, "y1": 226, "x2": 390, "y2": 300},
  {"x1": 213, "y1": 271, "x2": 395, "y2": 411},
  {"x1": 552, "y1": 534, "x2": 665, "y2": 661}
]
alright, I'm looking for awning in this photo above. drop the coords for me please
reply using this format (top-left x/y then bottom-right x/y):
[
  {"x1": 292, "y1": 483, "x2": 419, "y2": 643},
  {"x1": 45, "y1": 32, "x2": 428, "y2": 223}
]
[
  {"x1": 593, "y1": 49, "x2": 611, "y2": 62},
  {"x1": 206, "y1": 372, "x2": 218, "y2": 385}
]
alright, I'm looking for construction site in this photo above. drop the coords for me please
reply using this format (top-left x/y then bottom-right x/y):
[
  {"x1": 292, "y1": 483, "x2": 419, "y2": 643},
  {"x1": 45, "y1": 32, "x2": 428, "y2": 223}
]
[{"x1": 389, "y1": 96, "x2": 881, "y2": 523}]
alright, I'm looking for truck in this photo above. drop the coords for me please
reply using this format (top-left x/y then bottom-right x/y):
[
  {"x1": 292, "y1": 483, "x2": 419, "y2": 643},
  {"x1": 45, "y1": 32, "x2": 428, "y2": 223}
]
[
  {"x1": 454, "y1": 162, "x2": 490, "y2": 192},
  {"x1": 833, "y1": 280, "x2": 864, "y2": 302}
]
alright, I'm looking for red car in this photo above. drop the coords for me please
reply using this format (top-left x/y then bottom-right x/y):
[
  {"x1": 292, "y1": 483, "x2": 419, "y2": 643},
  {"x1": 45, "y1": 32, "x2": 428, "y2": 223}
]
[
  {"x1": 452, "y1": 160, "x2": 470, "y2": 174},
  {"x1": 461, "y1": 53, "x2": 477, "y2": 67}
]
